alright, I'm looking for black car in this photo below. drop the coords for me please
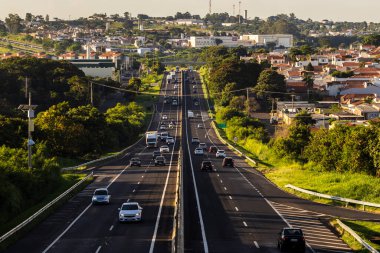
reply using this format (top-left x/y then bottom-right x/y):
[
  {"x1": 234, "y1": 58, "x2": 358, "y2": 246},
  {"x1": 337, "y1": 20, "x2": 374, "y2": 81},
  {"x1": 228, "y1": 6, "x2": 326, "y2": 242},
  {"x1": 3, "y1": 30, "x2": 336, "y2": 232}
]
[
  {"x1": 222, "y1": 157, "x2": 234, "y2": 167},
  {"x1": 152, "y1": 150, "x2": 161, "y2": 159},
  {"x1": 201, "y1": 160, "x2": 213, "y2": 171},
  {"x1": 277, "y1": 228, "x2": 306, "y2": 252},
  {"x1": 130, "y1": 157, "x2": 141, "y2": 167}
]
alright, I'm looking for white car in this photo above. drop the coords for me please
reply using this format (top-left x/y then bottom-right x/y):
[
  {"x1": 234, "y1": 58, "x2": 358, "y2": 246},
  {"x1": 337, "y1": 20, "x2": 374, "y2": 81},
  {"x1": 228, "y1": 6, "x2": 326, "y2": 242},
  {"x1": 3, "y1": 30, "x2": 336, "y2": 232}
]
[
  {"x1": 92, "y1": 188, "x2": 110, "y2": 204},
  {"x1": 216, "y1": 150, "x2": 226, "y2": 158},
  {"x1": 160, "y1": 145, "x2": 170, "y2": 153},
  {"x1": 197, "y1": 124, "x2": 203, "y2": 129},
  {"x1": 191, "y1": 137, "x2": 200, "y2": 144},
  {"x1": 118, "y1": 202, "x2": 143, "y2": 222},
  {"x1": 174, "y1": 84, "x2": 178, "y2": 89},
  {"x1": 194, "y1": 148, "x2": 204, "y2": 155},
  {"x1": 169, "y1": 123, "x2": 174, "y2": 128},
  {"x1": 199, "y1": 143, "x2": 207, "y2": 150},
  {"x1": 162, "y1": 115, "x2": 168, "y2": 120},
  {"x1": 166, "y1": 137, "x2": 175, "y2": 145}
]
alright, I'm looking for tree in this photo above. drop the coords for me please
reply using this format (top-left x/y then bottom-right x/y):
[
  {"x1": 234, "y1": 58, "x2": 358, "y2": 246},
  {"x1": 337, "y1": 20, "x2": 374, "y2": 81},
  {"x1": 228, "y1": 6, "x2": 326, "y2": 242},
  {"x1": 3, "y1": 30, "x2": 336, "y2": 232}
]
[
  {"x1": 45, "y1": 14, "x2": 50, "y2": 22},
  {"x1": 5, "y1": 14, "x2": 22, "y2": 34},
  {"x1": 305, "y1": 62, "x2": 314, "y2": 71},
  {"x1": 254, "y1": 69, "x2": 286, "y2": 98},
  {"x1": 25, "y1": 13, "x2": 33, "y2": 23},
  {"x1": 128, "y1": 77, "x2": 142, "y2": 91},
  {"x1": 124, "y1": 12, "x2": 130, "y2": 20}
]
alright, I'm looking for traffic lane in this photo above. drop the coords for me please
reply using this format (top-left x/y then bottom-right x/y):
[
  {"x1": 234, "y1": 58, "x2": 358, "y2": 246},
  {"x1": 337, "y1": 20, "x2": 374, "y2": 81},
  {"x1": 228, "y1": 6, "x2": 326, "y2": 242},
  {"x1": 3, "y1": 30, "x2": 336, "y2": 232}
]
[
  {"x1": 234, "y1": 164, "x2": 380, "y2": 221},
  {"x1": 43, "y1": 166, "x2": 145, "y2": 253},
  {"x1": 102, "y1": 163, "x2": 179, "y2": 253},
  {"x1": 3, "y1": 153, "x2": 147, "y2": 253},
  {"x1": 187, "y1": 141, "x2": 254, "y2": 252}
]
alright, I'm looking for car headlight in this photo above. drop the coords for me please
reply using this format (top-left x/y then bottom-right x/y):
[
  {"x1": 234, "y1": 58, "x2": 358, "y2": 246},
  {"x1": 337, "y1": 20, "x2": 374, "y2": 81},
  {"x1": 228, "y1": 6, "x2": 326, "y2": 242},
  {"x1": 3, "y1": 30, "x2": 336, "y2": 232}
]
[{"x1": 135, "y1": 212, "x2": 141, "y2": 216}]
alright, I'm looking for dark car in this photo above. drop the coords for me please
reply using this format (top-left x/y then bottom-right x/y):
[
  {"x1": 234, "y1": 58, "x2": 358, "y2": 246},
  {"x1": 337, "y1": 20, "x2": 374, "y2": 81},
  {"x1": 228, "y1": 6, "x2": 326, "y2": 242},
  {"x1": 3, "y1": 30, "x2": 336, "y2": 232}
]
[
  {"x1": 222, "y1": 157, "x2": 234, "y2": 167},
  {"x1": 277, "y1": 228, "x2": 306, "y2": 252},
  {"x1": 154, "y1": 156, "x2": 166, "y2": 166},
  {"x1": 130, "y1": 157, "x2": 141, "y2": 167},
  {"x1": 208, "y1": 146, "x2": 218, "y2": 153},
  {"x1": 201, "y1": 160, "x2": 213, "y2": 171},
  {"x1": 152, "y1": 150, "x2": 161, "y2": 159}
]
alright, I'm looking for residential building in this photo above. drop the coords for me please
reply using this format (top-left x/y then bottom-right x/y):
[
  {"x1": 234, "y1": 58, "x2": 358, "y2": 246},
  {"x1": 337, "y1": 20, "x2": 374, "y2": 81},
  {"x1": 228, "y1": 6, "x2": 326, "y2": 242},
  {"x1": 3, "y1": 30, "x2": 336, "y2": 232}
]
[{"x1": 240, "y1": 34, "x2": 293, "y2": 48}]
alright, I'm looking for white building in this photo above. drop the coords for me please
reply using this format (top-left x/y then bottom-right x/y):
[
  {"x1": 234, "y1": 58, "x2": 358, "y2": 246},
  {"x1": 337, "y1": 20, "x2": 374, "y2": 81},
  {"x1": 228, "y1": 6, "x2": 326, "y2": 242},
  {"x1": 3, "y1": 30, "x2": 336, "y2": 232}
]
[
  {"x1": 189, "y1": 36, "x2": 239, "y2": 48},
  {"x1": 175, "y1": 19, "x2": 204, "y2": 26},
  {"x1": 240, "y1": 34, "x2": 293, "y2": 48}
]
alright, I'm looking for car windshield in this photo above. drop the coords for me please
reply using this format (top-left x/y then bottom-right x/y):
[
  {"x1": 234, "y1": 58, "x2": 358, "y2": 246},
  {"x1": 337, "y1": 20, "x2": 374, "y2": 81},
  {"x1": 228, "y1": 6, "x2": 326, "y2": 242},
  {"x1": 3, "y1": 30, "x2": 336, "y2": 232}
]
[
  {"x1": 122, "y1": 204, "x2": 138, "y2": 210},
  {"x1": 284, "y1": 229, "x2": 303, "y2": 236},
  {"x1": 95, "y1": 190, "x2": 108, "y2": 195},
  {"x1": 131, "y1": 158, "x2": 139, "y2": 161},
  {"x1": 203, "y1": 162, "x2": 211, "y2": 165},
  {"x1": 156, "y1": 157, "x2": 164, "y2": 160},
  {"x1": 218, "y1": 150, "x2": 225, "y2": 153}
]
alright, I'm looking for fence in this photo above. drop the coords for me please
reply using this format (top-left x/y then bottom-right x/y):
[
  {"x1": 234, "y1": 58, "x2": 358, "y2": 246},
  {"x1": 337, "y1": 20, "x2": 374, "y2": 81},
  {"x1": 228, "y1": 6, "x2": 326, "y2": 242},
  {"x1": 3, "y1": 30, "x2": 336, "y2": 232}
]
[
  {"x1": 0, "y1": 172, "x2": 93, "y2": 245},
  {"x1": 285, "y1": 184, "x2": 380, "y2": 210},
  {"x1": 336, "y1": 219, "x2": 379, "y2": 253}
]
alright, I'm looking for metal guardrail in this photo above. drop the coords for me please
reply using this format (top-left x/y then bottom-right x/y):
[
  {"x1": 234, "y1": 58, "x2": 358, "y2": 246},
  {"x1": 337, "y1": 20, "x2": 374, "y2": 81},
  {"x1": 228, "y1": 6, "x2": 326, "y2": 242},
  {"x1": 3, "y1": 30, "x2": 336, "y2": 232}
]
[
  {"x1": 336, "y1": 219, "x2": 379, "y2": 253},
  {"x1": 172, "y1": 147, "x2": 184, "y2": 253},
  {"x1": 0, "y1": 172, "x2": 93, "y2": 244},
  {"x1": 62, "y1": 105, "x2": 157, "y2": 172},
  {"x1": 285, "y1": 184, "x2": 380, "y2": 210},
  {"x1": 210, "y1": 121, "x2": 257, "y2": 166}
]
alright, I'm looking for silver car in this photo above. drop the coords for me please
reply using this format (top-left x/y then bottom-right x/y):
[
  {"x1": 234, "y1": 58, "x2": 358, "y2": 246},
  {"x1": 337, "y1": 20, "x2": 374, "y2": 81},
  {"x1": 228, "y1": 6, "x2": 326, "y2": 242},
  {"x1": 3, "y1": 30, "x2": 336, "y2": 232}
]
[
  {"x1": 92, "y1": 188, "x2": 110, "y2": 204},
  {"x1": 118, "y1": 202, "x2": 143, "y2": 222}
]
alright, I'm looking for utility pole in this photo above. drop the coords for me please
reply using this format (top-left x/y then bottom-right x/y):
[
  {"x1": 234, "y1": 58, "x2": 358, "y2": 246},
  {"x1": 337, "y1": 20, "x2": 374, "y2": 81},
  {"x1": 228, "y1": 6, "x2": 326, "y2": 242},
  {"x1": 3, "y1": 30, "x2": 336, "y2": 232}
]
[
  {"x1": 18, "y1": 80, "x2": 37, "y2": 169},
  {"x1": 246, "y1": 88, "x2": 250, "y2": 116},
  {"x1": 209, "y1": 0, "x2": 212, "y2": 15},
  {"x1": 90, "y1": 81, "x2": 93, "y2": 105},
  {"x1": 238, "y1": 1, "x2": 241, "y2": 24},
  {"x1": 233, "y1": 4, "x2": 235, "y2": 16}
]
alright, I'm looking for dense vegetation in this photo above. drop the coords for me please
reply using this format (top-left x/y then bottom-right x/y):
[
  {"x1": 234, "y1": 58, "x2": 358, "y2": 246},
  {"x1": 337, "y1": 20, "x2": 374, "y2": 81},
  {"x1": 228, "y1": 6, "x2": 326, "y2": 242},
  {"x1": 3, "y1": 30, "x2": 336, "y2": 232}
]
[
  {"x1": 0, "y1": 58, "x2": 149, "y2": 228},
  {"x1": 201, "y1": 46, "x2": 380, "y2": 177}
]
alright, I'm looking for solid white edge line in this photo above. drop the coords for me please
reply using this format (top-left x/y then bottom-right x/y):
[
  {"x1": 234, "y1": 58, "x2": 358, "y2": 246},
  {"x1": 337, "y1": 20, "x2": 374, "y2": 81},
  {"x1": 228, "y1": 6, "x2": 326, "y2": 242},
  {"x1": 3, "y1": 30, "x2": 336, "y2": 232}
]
[
  {"x1": 184, "y1": 73, "x2": 209, "y2": 253},
  {"x1": 42, "y1": 165, "x2": 130, "y2": 253},
  {"x1": 148, "y1": 72, "x2": 181, "y2": 253},
  {"x1": 243, "y1": 221, "x2": 248, "y2": 227},
  {"x1": 234, "y1": 167, "x2": 316, "y2": 253},
  {"x1": 254, "y1": 241, "x2": 260, "y2": 248},
  {"x1": 95, "y1": 245, "x2": 102, "y2": 253},
  {"x1": 109, "y1": 225, "x2": 114, "y2": 231}
]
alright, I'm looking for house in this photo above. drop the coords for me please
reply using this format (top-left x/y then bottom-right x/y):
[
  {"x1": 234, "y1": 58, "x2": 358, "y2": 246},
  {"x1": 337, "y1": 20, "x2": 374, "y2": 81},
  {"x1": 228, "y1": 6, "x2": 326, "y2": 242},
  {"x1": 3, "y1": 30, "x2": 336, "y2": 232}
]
[
  {"x1": 240, "y1": 34, "x2": 293, "y2": 48},
  {"x1": 352, "y1": 104, "x2": 379, "y2": 120}
]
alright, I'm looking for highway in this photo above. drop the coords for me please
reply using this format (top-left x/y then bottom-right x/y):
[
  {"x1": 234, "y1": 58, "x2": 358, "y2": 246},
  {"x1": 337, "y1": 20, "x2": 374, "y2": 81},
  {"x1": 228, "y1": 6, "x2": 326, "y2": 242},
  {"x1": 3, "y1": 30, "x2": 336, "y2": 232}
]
[
  {"x1": 4, "y1": 72, "x2": 182, "y2": 253},
  {"x1": 4, "y1": 69, "x2": 380, "y2": 253},
  {"x1": 181, "y1": 70, "x2": 380, "y2": 253}
]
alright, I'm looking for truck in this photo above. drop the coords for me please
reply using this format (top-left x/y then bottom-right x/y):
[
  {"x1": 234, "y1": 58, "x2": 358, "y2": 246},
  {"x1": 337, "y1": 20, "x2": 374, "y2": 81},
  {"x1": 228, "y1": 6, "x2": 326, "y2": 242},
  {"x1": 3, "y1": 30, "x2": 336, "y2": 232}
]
[
  {"x1": 188, "y1": 110, "x2": 194, "y2": 119},
  {"x1": 146, "y1": 131, "x2": 158, "y2": 147}
]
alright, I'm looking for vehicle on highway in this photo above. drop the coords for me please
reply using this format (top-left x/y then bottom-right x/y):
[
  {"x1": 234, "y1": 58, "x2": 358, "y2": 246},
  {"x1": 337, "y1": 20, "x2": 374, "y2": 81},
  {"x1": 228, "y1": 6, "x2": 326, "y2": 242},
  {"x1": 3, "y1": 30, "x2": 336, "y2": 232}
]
[
  {"x1": 194, "y1": 148, "x2": 204, "y2": 155},
  {"x1": 146, "y1": 131, "x2": 158, "y2": 147},
  {"x1": 216, "y1": 150, "x2": 226, "y2": 158},
  {"x1": 174, "y1": 84, "x2": 178, "y2": 89},
  {"x1": 172, "y1": 99, "x2": 178, "y2": 106},
  {"x1": 152, "y1": 150, "x2": 161, "y2": 159},
  {"x1": 192, "y1": 85, "x2": 197, "y2": 89},
  {"x1": 193, "y1": 89, "x2": 197, "y2": 93},
  {"x1": 194, "y1": 101, "x2": 199, "y2": 106},
  {"x1": 154, "y1": 156, "x2": 166, "y2": 166},
  {"x1": 199, "y1": 143, "x2": 207, "y2": 150},
  {"x1": 188, "y1": 110, "x2": 194, "y2": 118},
  {"x1": 130, "y1": 157, "x2": 141, "y2": 166},
  {"x1": 162, "y1": 115, "x2": 168, "y2": 120},
  {"x1": 160, "y1": 124, "x2": 167, "y2": 130},
  {"x1": 277, "y1": 228, "x2": 306, "y2": 252},
  {"x1": 169, "y1": 122, "x2": 174, "y2": 128},
  {"x1": 222, "y1": 157, "x2": 234, "y2": 167},
  {"x1": 92, "y1": 188, "x2": 110, "y2": 204},
  {"x1": 201, "y1": 160, "x2": 213, "y2": 171},
  {"x1": 191, "y1": 137, "x2": 200, "y2": 144},
  {"x1": 197, "y1": 123, "x2": 203, "y2": 129},
  {"x1": 160, "y1": 131, "x2": 169, "y2": 141},
  {"x1": 118, "y1": 202, "x2": 143, "y2": 222},
  {"x1": 166, "y1": 137, "x2": 175, "y2": 145},
  {"x1": 208, "y1": 146, "x2": 218, "y2": 153},
  {"x1": 160, "y1": 145, "x2": 170, "y2": 153}
]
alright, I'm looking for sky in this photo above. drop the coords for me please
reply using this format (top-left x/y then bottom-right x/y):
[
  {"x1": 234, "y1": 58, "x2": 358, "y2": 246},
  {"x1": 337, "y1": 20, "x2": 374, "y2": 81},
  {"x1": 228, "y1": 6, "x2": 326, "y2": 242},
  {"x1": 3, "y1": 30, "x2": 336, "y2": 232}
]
[{"x1": 0, "y1": 0, "x2": 379, "y2": 23}]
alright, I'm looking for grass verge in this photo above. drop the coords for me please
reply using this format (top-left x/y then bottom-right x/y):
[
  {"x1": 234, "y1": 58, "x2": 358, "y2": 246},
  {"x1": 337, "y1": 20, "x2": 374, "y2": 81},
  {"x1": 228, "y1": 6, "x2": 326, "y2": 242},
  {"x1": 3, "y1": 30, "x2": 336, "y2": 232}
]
[{"x1": 0, "y1": 173, "x2": 92, "y2": 250}]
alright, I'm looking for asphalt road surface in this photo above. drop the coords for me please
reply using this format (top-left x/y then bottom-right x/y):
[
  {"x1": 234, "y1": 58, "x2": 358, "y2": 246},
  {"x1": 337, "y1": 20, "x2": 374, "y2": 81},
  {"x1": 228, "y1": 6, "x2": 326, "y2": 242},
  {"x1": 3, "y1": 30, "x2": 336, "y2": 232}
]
[{"x1": 4, "y1": 72, "x2": 182, "y2": 253}]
